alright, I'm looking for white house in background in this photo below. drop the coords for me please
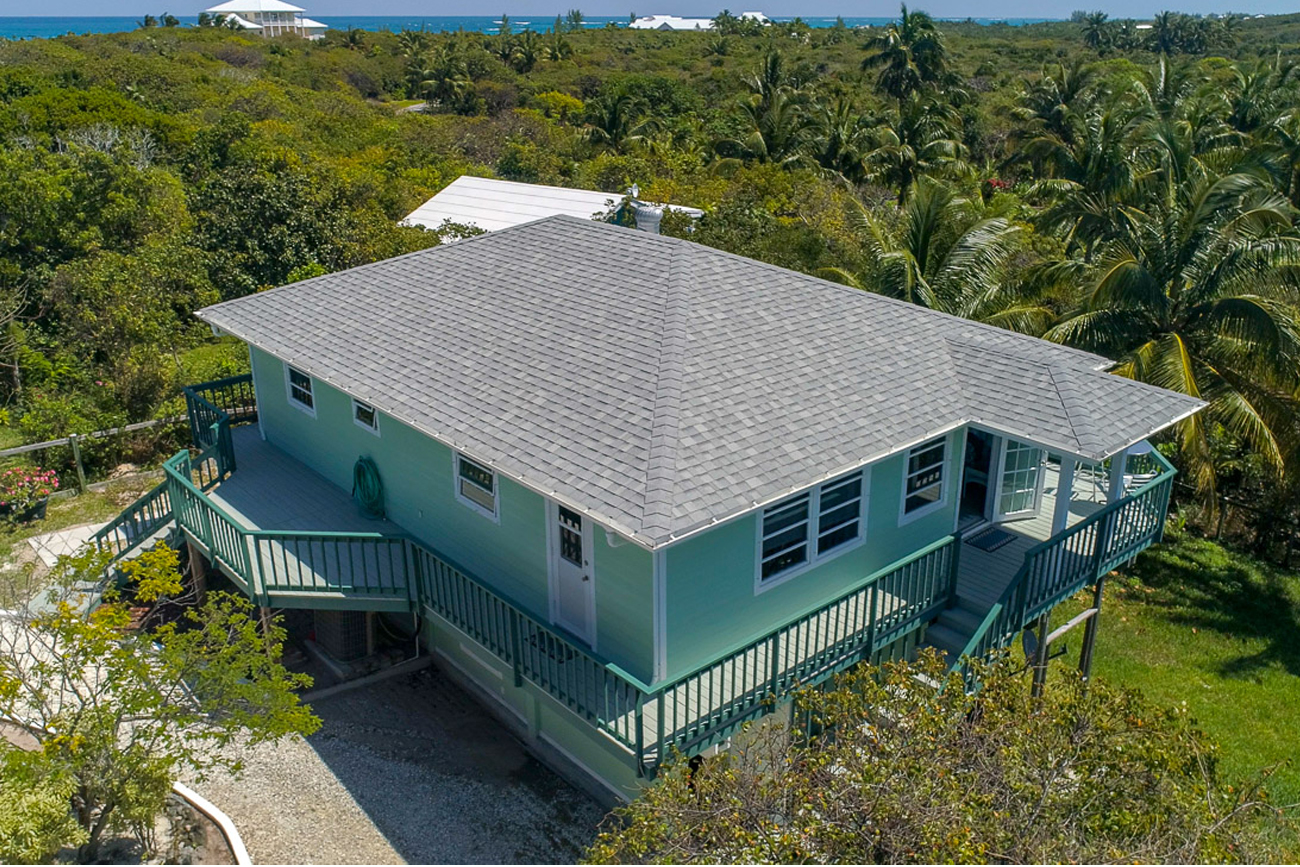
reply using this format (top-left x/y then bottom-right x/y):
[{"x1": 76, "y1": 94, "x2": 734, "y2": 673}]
[
  {"x1": 628, "y1": 14, "x2": 715, "y2": 30},
  {"x1": 204, "y1": 0, "x2": 328, "y2": 38},
  {"x1": 402, "y1": 176, "x2": 702, "y2": 235}
]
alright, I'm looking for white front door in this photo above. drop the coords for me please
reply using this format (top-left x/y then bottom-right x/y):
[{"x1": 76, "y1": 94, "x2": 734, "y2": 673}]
[
  {"x1": 550, "y1": 502, "x2": 595, "y2": 645},
  {"x1": 994, "y1": 438, "x2": 1046, "y2": 522}
]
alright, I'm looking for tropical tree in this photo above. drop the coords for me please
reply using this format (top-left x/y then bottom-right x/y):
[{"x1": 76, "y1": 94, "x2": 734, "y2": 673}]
[
  {"x1": 588, "y1": 652, "x2": 1286, "y2": 863},
  {"x1": 1080, "y1": 10, "x2": 1110, "y2": 51},
  {"x1": 806, "y1": 95, "x2": 871, "y2": 183},
  {"x1": 861, "y1": 4, "x2": 951, "y2": 106},
  {"x1": 864, "y1": 96, "x2": 967, "y2": 204},
  {"x1": 0, "y1": 547, "x2": 318, "y2": 862},
  {"x1": 716, "y1": 88, "x2": 812, "y2": 166},
  {"x1": 510, "y1": 29, "x2": 543, "y2": 74},
  {"x1": 583, "y1": 93, "x2": 654, "y2": 152},
  {"x1": 1041, "y1": 172, "x2": 1300, "y2": 501},
  {"x1": 821, "y1": 178, "x2": 1037, "y2": 327}
]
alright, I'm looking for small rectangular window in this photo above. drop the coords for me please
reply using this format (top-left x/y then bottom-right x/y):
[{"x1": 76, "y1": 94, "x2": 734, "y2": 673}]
[
  {"x1": 455, "y1": 453, "x2": 498, "y2": 519},
  {"x1": 352, "y1": 399, "x2": 379, "y2": 435},
  {"x1": 286, "y1": 365, "x2": 314, "y2": 414},
  {"x1": 759, "y1": 469, "x2": 866, "y2": 586},
  {"x1": 903, "y1": 436, "x2": 947, "y2": 516}
]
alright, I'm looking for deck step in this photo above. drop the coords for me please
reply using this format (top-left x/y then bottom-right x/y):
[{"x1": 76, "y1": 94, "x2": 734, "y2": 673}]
[
  {"x1": 922, "y1": 622, "x2": 969, "y2": 657},
  {"x1": 935, "y1": 605, "x2": 984, "y2": 635}
]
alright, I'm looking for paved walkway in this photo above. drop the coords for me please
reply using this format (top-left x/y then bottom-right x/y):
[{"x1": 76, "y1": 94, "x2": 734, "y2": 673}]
[{"x1": 188, "y1": 665, "x2": 606, "y2": 864}]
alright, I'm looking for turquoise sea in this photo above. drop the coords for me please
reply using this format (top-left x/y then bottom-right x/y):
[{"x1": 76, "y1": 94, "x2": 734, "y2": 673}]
[{"x1": 0, "y1": 15, "x2": 1060, "y2": 39}]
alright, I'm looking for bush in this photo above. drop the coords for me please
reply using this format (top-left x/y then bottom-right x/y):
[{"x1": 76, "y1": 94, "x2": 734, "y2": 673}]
[{"x1": 588, "y1": 652, "x2": 1291, "y2": 864}]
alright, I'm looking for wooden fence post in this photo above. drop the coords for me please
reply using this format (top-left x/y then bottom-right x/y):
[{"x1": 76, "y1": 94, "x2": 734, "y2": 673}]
[{"x1": 69, "y1": 434, "x2": 88, "y2": 494}]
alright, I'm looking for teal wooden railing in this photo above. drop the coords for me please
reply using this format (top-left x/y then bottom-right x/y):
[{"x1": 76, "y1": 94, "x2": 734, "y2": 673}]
[
  {"x1": 153, "y1": 376, "x2": 1178, "y2": 777},
  {"x1": 92, "y1": 479, "x2": 174, "y2": 561},
  {"x1": 953, "y1": 449, "x2": 1177, "y2": 679}
]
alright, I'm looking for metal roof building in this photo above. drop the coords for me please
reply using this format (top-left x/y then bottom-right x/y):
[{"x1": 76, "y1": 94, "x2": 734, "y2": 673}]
[{"x1": 402, "y1": 176, "x2": 701, "y2": 234}]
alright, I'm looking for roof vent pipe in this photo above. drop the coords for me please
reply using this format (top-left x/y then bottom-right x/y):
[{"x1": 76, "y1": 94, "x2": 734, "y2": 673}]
[{"x1": 628, "y1": 184, "x2": 663, "y2": 234}]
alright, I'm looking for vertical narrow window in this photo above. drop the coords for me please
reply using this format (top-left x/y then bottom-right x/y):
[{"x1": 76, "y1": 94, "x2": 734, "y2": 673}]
[
  {"x1": 352, "y1": 398, "x2": 380, "y2": 435},
  {"x1": 286, "y1": 365, "x2": 315, "y2": 415},
  {"x1": 903, "y1": 436, "x2": 947, "y2": 517},
  {"x1": 758, "y1": 469, "x2": 867, "y2": 587},
  {"x1": 455, "y1": 453, "x2": 498, "y2": 520}
]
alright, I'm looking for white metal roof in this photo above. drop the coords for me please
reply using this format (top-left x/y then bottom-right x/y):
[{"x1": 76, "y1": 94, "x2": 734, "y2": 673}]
[
  {"x1": 402, "y1": 176, "x2": 701, "y2": 234},
  {"x1": 205, "y1": 0, "x2": 306, "y2": 13},
  {"x1": 628, "y1": 14, "x2": 715, "y2": 29},
  {"x1": 300, "y1": 17, "x2": 327, "y2": 29},
  {"x1": 221, "y1": 13, "x2": 262, "y2": 29}
]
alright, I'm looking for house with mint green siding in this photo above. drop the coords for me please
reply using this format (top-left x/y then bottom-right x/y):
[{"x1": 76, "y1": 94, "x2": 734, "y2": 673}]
[{"x1": 99, "y1": 215, "x2": 1203, "y2": 801}]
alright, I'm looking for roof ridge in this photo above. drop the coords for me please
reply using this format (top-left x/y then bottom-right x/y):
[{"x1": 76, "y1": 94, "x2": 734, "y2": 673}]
[
  {"x1": 639, "y1": 242, "x2": 692, "y2": 537},
  {"x1": 1046, "y1": 362, "x2": 1097, "y2": 455}
]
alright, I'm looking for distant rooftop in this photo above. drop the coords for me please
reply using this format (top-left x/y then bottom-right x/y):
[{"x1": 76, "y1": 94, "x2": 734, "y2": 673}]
[
  {"x1": 402, "y1": 176, "x2": 701, "y2": 234},
  {"x1": 205, "y1": 0, "x2": 306, "y2": 12}
]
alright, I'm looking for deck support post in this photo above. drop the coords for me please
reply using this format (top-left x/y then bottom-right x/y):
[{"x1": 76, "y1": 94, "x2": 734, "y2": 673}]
[
  {"x1": 1051, "y1": 456, "x2": 1077, "y2": 536},
  {"x1": 1079, "y1": 575, "x2": 1106, "y2": 684},
  {"x1": 1106, "y1": 448, "x2": 1129, "y2": 504},
  {"x1": 1029, "y1": 612, "x2": 1051, "y2": 699}
]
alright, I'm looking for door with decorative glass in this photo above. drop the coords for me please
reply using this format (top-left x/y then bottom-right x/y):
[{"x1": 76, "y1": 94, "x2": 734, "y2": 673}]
[
  {"x1": 550, "y1": 502, "x2": 595, "y2": 645},
  {"x1": 994, "y1": 438, "x2": 1046, "y2": 521}
]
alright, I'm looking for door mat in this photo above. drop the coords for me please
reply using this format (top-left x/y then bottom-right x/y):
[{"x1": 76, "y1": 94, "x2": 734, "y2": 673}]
[{"x1": 965, "y1": 527, "x2": 1017, "y2": 552}]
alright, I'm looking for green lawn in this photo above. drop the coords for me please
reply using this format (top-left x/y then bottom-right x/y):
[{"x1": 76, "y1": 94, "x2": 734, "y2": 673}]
[
  {"x1": 1054, "y1": 530, "x2": 1300, "y2": 809},
  {"x1": 0, "y1": 475, "x2": 162, "y2": 605}
]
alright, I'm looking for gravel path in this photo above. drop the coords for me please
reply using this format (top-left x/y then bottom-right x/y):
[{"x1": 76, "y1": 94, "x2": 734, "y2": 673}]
[{"x1": 186, "y1": 665, "x2": 607, "y2": 864}]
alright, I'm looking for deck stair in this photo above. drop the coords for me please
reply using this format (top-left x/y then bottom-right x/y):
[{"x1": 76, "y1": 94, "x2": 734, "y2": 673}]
[{"x1": 921, "y1": 600, "x2": 987, "y2": 667}]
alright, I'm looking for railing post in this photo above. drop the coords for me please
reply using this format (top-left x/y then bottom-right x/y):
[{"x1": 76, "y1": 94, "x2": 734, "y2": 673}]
[
  {"x1": 1092, "y1": 508, "x2": 1116, "y2": 581},
  {"x1": 634, "y1": 693, "x2": 646, "y2": 776},
  {"x1": 768, "y1": 632, "x2": 781, "y2": 696},
  {"x1": 510, "y1": 610, "x2": 523, "y2": 688},
  {"x1": 946, "y1": 535, "x2": 961, "y2": 608},
  {"x1": 69, "y1": 434, "x2": 89, "y2": 495}
]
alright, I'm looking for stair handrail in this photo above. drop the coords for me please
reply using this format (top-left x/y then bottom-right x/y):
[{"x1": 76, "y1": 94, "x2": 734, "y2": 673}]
[{"x1": 952, "y1": 449, "x2": 1177, "y2": 677}]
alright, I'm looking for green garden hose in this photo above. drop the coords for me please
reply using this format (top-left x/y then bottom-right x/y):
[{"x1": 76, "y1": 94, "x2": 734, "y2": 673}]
[{"x1": 352, "y1": 456, "x2": 385, "y2": 519}]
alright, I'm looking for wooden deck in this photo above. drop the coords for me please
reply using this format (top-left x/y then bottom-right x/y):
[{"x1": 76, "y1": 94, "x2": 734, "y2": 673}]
[
  {"x1": 205, "y1": 427, "x2": 409, "y2": 600},
  {"x1": 954, "y1": 462, "x2": 1108, "y2": 608}
]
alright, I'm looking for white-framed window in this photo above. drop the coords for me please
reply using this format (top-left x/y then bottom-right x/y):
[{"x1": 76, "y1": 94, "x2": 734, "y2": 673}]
[
  {"x1": 454, "y1": 452, "x2": 499, "y2": 521},
  {"x1": 352, "y1": 398, "x2": 380, "y2": 435},
  {"x1": 901, "y1": 435, "x2": 948, "y2": 522},
  {"x1": 285, "y1": 364, "x2": 315, "y2": 416},
  {"x1": 757, "y1": 469, "x2": 867, "y2": 590}
]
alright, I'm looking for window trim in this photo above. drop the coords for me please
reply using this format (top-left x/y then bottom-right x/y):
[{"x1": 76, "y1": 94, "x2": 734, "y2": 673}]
[
  {"x1": 753, "y1": 467, "x2": 869, "y2": 594},
  {"x1": 899, "y1": 434, "x2": 950, "y2": 525},
  {"x1": 452, "y1": 451, "x2": 500, "y2": 523},
  {"x1": 284, "y1": 364, "x2": 316, "y2": 417},
  {"x1": 351, "y1": 398, "x2": 380, "y2": 436}
]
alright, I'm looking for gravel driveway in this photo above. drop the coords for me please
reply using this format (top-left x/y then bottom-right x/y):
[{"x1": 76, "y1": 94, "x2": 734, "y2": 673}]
[{"x1": 187, "y1": 663, "x2": 607, "y2": 864}]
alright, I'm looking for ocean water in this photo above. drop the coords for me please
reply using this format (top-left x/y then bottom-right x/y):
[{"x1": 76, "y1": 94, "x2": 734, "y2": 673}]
[{"x1": 0, "y1": 15, "x2": 1060, "y2": 40}]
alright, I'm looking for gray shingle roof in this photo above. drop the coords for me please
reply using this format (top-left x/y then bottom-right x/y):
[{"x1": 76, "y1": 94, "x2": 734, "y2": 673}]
[{"x1": 197, "y1": 215, "x2": 1204, "y2": 548}]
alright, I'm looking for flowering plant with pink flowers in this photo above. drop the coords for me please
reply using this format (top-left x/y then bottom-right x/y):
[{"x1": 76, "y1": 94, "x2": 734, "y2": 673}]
[{"x1": 0, "y1": 465, "x2": 59, "y2": 516}]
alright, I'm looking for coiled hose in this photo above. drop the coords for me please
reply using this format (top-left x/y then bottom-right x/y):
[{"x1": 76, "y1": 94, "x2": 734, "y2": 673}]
[{"x1": 352, "y1": 456, "x2": 385, "y2": 519}]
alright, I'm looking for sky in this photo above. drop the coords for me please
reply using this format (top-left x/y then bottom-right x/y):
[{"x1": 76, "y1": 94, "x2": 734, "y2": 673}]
[{"x1": 4, "y1": 0, "x2": 1293, "y2": 20}]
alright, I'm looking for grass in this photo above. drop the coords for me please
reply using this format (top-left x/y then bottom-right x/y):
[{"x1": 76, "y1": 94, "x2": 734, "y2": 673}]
[
  {"x1": 0, "y1": 474, "x2": 163, "y2": 604},
  {"x1": 1054, "y1": 529, "x2": 1300, "y2": 811}
]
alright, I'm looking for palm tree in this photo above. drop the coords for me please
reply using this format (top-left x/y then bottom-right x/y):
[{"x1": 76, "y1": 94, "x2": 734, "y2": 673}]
[
  {"x1": 864, "y1": 96, "x2": 967, "y2": 204},
  {"x1": 1080, "y1": 11, "x2": 1109, "y2": 51},
  {"x1": 807, "y1": 96, "x2": 872, "y2": 183},
  {"x1": 861, "y1": 4, "x2": 950, "y2": 106},
  {"x1": 545, "y1": 28, "x2": 574, "y2": 62},
  {"x1": 716, "y1": 89, "x2": 813, "y2": 167},
  {"x1": 1023, "y1": 102, "x2": 1146, "y2": 257},
  {"x1": 584, "y1": 93, "x2": 654, "y2": 152},
  {"x1": 1013, "y1": 60, "x2": 1099, "y2": 146},
  {"x1": 342, "y1": 27, "x2": 366, "y2": 51},
  {"x1": 510, "y1": 30, "x2": 542, "y2": 73},
  {"x1": 1041, "y1": 172, "x2": 1300, "y2": 502},
  {"x1": 819, "y1": 179, "x2": 1036, "y2": 326}
]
